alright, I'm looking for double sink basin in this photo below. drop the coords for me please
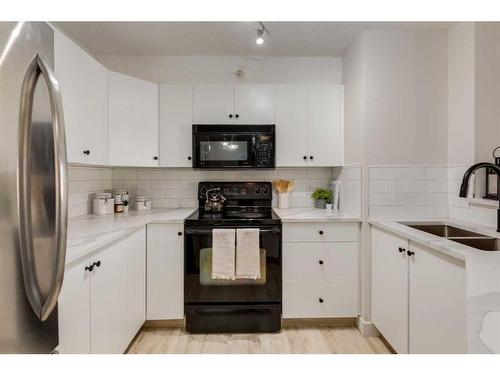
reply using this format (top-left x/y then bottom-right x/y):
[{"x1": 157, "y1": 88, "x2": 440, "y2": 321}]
[{"x1": 400, "y1": 223, "x2": 499, "y2": 252}]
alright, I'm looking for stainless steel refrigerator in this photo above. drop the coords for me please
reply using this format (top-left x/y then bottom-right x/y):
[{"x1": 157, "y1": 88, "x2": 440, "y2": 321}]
[{"x1": 0, "y1": 22, "x2": 67, "y2": 353}]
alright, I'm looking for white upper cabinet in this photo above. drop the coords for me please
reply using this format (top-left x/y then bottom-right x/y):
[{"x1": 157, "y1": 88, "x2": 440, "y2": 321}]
[
  {"x1": 159, "y1": 85, "x2": 193, "y2": 167},
  {"x1": 275, "y1": 85, "x2": 308, "y2": 166},
  {"x1": 108, "y1": 71, "x2": 159, "y2": 167},
  {"x1": 307, "y1": 84, "x2": 344, "y2": 166},
  {"x1": 194, "y1": 84, "x2": 234, "y2": 124},
  {"x1": 54, "y1": 29, "x2": 108, "y2": 165},
  {"x1": 194, "y1": 84, "x2": 275, "y2": 124},
  {"x1": 234, "y1": 85, "x2": 275, "y2": 124}
]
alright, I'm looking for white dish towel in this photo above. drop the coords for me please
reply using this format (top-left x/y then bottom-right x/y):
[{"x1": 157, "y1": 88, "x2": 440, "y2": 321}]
[
  {"x1": 212, "y1": 229, "x2": 236, "y2": 279},
  {"x1": 236, "y1": 228, "x2": 261, "y2": 279}
]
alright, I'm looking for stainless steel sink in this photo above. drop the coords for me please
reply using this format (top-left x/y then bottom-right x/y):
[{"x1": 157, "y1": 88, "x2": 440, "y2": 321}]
[
  {"x1": 451, "y1": 237, "x2": 500, "y2": 252},
  {"x1": 399, "y1": 222, "x2": 499, "y2": 252},
  {"x1": 402, "y1": 224, "x2": 488, "y2": 238}
]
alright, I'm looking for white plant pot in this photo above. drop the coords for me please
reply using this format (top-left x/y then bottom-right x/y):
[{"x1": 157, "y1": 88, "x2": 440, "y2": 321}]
[
  {"x1": 325, "y1": 203, "x2": 333, "y2": 211},
  {"x1": 278, "y1": 192, "x2": 290, "y2": 209}
]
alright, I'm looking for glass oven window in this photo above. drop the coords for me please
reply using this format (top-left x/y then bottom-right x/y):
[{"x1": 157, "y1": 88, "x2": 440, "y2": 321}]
[{"x1": 200, "y1": 140, "x2": 248, "y2": 161}]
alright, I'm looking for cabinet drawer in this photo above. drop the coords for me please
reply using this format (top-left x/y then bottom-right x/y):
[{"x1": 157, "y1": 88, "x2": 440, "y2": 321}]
[
  {"x1": 283, "y1": 242, "x2": 358, "y2": 281},
  {"x1": 283, "y1": 280, "x2": 358, "y2": 318},
  {"x1": 283, "y1": 222, "x2": 358, "y2": 243}
]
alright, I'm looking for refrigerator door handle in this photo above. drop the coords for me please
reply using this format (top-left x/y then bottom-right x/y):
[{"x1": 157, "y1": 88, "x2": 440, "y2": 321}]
[{"x1": 18, "y1": 53, "x2": 68, "y2": 322}]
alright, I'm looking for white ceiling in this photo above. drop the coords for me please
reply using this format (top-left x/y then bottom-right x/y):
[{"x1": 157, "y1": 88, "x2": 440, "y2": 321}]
[{"x1": 55, "y1": 21, "x2": 454, "y2": 57}]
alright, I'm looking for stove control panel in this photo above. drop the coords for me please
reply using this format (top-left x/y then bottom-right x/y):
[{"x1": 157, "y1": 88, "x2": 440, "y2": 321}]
[{"x1": 198, "y1": 182, "x2": 272, "y2": 201}]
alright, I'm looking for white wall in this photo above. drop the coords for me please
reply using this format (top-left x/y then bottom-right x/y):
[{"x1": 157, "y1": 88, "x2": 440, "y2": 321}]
[
  {"x1": 474, "y1": 23, "x2": 500, "y2": 163},
  {"x1": 448, "y1": 23, "x2": 475, "y2": 165},
  {"x1": 363, "y1": 29, "x2": 448, "y2": 165},
  {"x1": 97, "y1": 55, "x2": 343, "y2": 84}
]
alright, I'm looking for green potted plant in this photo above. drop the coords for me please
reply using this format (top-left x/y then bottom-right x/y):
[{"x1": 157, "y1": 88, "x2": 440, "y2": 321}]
[{"x1": 311, "y1": 188, "x2": 333, "y2": 209}]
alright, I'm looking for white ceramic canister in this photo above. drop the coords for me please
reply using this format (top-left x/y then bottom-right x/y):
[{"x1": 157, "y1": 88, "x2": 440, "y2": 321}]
[
  {"x1": 93, "y1": 192, "x2": 114, "y2": 215},
  {"x1": 278, "y1": 192, "x2": 290, "y2": 209},
  {"x1": 135, "y1": 196, "x2": 152, "y2": 211},
  {"x1": 114, "y1": 189, "x2": 130, "y2": 213}
]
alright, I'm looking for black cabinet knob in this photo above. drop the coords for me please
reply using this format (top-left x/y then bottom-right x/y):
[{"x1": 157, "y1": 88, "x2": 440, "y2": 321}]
[
  {"x1": 309, "y1": 155, "x2": 314, "y2": 160},
  {"x1": 178, "y1": 232, "x2": 182, "y2": 236},
  {"x1": 319, "y1": 260, "x2": 324, "y2": 265},
  {"x1": 153, "y1": 156, "x2": 158, "y2": 160},
  {"x1": 319, "y1": 230, "x2": 324, "y2": 235},
  {"x1": 319, "y1": 298, "x2": 324, "y2": 304},
  {"x1": 188, "y1": 156, "x2": 192, "y2": 160},
  {"x1": 235, "y1": 114, "x2": 239, "y2": 119},
  {"x1": 85, "y1": 264, "x2": 94, "y2": 272},
  {"x1": 93, "y1": 261, "x2": 101, "y2": 268},
  {"x1": 83, "y1": 150, "x2": 90, "y2": 155},
  {"x1": 303, "y1": 156, "x2": 307, "y2": 160},
  {"x1": 407, "y1": 250, "x2": 415, "y2": 257},
  {"x1": 398, "y1": 247, "x2": 405, "y2": 253},
  {"x1": 229, "y1": 114, "x2": 233, "y2": 118}
]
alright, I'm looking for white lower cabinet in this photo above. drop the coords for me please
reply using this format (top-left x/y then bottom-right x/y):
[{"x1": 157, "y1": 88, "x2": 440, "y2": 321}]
[
  {"x1": 371, "y1": 226, "x2": 467, "y2": 354},
  {"x1": 282, "y1": 222, "x2": 359, "y2": 319},
  {"x1": 58, "y1": 229, "x2": 146, "y2": 353},
  {"x1": 58, "y1": 255, "x2": 91, "y2": 354},
  {"x1": 146, "y1": 223, "x2": 184, "y2": 320}
]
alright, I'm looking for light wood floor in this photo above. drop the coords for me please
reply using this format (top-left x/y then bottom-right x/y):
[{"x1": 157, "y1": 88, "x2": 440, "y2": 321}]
[{"x1": 127, "y1": 326, "x2": 391, "y2": 354}]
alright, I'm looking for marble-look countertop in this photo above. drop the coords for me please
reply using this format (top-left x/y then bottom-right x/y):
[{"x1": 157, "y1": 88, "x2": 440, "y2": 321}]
[
  {"x1": 273, "y1": 207, "x2": 361, "y2": 222},
  {"x1": 66, "y1": 208, "x2": 196, "y2": 265},
  {"x1": 369, "y1": 218, "x2": 500, "y2": 354}
]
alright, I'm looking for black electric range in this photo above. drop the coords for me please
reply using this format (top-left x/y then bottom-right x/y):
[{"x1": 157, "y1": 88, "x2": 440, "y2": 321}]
[{"x1": 184, "y1": 181, "x2": 282, "y2": 333}]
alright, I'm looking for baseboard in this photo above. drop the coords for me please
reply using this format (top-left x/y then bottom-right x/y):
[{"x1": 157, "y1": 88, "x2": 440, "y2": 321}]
[
  {"x1": 143, "y1": 319, "x2": 185, "y2": 328},
  {"x1": 282, "y1": 317, "x2": 356, "y2": 327},
  {"x1": 356, "y1": 316, "x2": 380, "y2": 337}
]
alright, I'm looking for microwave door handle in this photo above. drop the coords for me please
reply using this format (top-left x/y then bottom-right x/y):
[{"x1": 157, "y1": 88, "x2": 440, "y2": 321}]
[{"x1": 18, "y1": 54, "x2": 68, "y2": 322}]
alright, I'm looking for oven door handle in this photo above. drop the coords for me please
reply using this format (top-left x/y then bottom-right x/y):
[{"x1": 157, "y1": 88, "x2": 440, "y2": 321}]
[{"x1": 184, "y1": 228, "x2": 281, "y2": 235}]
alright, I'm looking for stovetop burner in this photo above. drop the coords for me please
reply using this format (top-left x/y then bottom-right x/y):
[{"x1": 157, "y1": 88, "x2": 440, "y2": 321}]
[{"x1": 185, "y1": 181, "x2": 282, "y2": 227}]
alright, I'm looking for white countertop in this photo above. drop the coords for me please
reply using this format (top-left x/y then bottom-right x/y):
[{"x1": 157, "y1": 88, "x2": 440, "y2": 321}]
[
  {"x1": 66, "y1": 208, "x2": 196, "y2": 265},
  {"x1": 369, "y1": 218, "x2": 500, "y2": 354},
  {"x1": 273, "y1": 207, "x2": 361, "y2": 222}
]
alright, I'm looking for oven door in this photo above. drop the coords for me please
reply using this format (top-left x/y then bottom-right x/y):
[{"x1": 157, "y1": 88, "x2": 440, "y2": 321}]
[
  {"x1": 193, "y1": 132, "x2": 254, "y2": 168},
  {"x1": 184, "y1": 226, "x2": 282, "y2": 305}
]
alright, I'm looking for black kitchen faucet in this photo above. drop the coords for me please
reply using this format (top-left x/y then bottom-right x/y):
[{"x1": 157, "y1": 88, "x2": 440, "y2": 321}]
[{"x1": 459, "y1": 162, "x2": 500, "y2": 232}]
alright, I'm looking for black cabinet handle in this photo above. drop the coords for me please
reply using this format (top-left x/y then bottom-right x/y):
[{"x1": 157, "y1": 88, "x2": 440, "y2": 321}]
[
  {"x1": 303, "y1": 156, "x2": 307, "y2": 160},
  {"x1": 407, "y1": 250, "x2": 415, "y2": 257},
  {"x1": 309, "y1": 155, "x2": 314, "y2": 160},
  {"x1": 319, "y1": 230, "x2": 324, "y2": 235},
  {"x1": 178, "y1": 232, "x2": 183, "y2": 236},
  {"x1": 93, "y1": 261, "x2": 101, "y2": 268},
  {"x1": 229, "y1": 114, "x2": 233, "y2": 118},
  {"x1": 398, "y1": 247, "x2": 405, "y2": 253},
  {"x1": 153, "y1": 156, "x2": 158, "y2": 160},
  {"x1": 188, "y1": 156, "x2": 192, "y2": 160},
  {"x1": 319, "y1": 298, "x2": 324, "y2": 304},
  {"x1": 83, "y1": 150, "x2": 90, "y2": 155},
  {"x1": 85, "y1": 264, "x2": 94, "y2": 272},
  {"x1": 235, "y1": 114, "x2": 239, "y2": 119},
  {"x1": 319, "y1": 260, "x2": 324, "y2": 265}
]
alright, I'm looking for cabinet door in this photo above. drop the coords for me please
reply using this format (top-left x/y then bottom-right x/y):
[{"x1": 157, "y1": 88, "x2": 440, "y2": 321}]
[
  {"x1": 194, "y1": 84, "x2": 234, "y2": 124},
  {"x1": 234, "y1": 85, "x2": 275, "y2": 124},
  {"x1": 159, "y1": 85, "x2": 193, "y2": 167},
  {"x1": 108, "y1": 71, "x2": 159, "y2": 166},
  {"x1": 58, "y1": 256, "x2": 91, "y2": 354},
  {"x1": 371, "y1": 226, "x2": 409, "y2": 354},
  {"x1": 275, "y1": 85, "x2": 308, "y2": 166},
  {"x1": 307, "y1": 85, "x2": 344, "y2": 166},
  {"x1": 147, "y1": 224, "x2": 184, "y2": 320},
  {"x1": 54, "y1": 30, "x2": 108, "y2": 165},
  {"x1": 90, "y1": 238, "x2": 128, "y2": 353},
  {"x1": 126, "y1": 228, "x2": 146, "y2": 342},
  {"x1": 408, "y1": 243, "x2": 467, "y2": 353}
]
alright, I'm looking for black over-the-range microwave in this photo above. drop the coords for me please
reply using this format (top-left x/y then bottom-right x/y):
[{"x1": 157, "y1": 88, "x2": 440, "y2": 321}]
[{"x1": 192, "y1": 124, "x2": 275, "y2": 169}]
